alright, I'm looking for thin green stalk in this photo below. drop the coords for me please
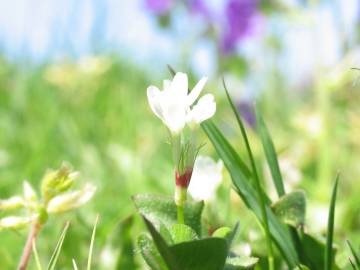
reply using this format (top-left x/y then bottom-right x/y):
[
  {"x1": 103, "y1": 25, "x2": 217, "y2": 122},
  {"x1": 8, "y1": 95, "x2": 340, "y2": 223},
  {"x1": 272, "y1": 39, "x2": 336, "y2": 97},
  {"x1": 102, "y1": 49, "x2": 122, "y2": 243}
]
[
  {"x1": 325, "y1": 174, "x2": 339, "y2": 270},
  {"x1": 223, "y1": 78, "x2": 274, "y2": 270},
  {"x1": 177, "y1": 204, "x2": 184, "y2": 224}
]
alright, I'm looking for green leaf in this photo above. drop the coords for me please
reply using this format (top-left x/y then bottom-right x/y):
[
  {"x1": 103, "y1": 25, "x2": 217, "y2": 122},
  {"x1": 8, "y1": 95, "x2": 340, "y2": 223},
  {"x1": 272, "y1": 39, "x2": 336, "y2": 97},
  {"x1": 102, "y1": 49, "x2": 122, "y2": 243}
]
[
  {"x1": 169, "y1": 238, "x2": 228, "y2": 270},
  {"x1": 202, "y1": 121, "x2": 299, "y2": 268},
  {"x1": 256, "y1": 108, "x2": 286, "y2": 197},
  {"x1": 87, "y1": 215, "x2": 99, "y2": 270},
  {"x1": 133, "y1": 194, "x2": 204, "y2": 235},
  {"x1": 325, "y1": 175, "x2": 339, "y2": 270},
  {"x1": 168, "y1": 224, "x2": 198, "y2": 244},
  {"x1": 137, "y1": 234, "x2": 169, "y2": 270},
  {"x1": 271, "y1": 190, "x2": 306, "y2": 227},
  {"x1": 301, "y1": 232, "x2": 337, "y2": 270},
  {"x1": 115, "y1": 216, "x2": 137, "y2": 270},
  {"x1": 143, "y1": 217, "x2": 181, "y2": 270},
  {"x1": 224, "y1": 256, "x2": 259, "y2": 269},
  {"x1": 212, "y1": 227, "x2": 232, "y2": 239},
  {"x1": 293, "y1": 264, "x2": 310, "y2": 270},
  {"x1": 47, "y1": 222, "x2": 70, "y2": 270},
  {"x1": 142, "y1": 217, "x2": 228, "y2": 270},
  {"x1": 347, "y1": 240, "x2": 360, "y2": 268}
]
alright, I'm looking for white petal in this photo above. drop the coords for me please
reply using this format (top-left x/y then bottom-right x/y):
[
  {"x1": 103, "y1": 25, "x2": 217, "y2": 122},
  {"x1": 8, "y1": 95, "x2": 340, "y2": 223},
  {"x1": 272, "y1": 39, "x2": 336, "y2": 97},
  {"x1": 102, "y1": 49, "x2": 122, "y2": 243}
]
[
  {"x1": 163, "y1": 79, "x2": 171, "y2": 90},
  {"x1": 170, "y1": 72, "x2": 188, "y2": 98},
  {"x1": 188, "y1": 94, "x2": 216, "y2": 123},
  {"x1": 147, "y1": 86, "x2": 164, "y2": 120},
  {"x1": 187, "y1": 77, "x2": 207, "y2": 106},
  {"x1": 188, "y1": 156, "x2": 223, "y2": 201}
]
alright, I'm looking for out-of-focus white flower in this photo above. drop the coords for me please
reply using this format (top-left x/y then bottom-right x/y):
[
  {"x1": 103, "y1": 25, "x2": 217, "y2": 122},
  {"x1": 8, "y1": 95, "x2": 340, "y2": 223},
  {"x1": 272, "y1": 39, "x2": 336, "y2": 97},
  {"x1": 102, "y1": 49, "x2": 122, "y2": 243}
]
[
  {"x1": 100, "y1": 245, "x2": 117, "y2": 269},
  {"x1": 147, "y1": 72, "x2": 216, "y2": 133},
  {"x1": 308, "y1": 203, "x2": 329, "y2": 233},
  {"x1": 47, "y1": 184, "x2": 96, "y2": 214},
  {"x1": 188, "y1": 156, "x2": 223, "y2": 201},
  {"x1": 294, "y1": 112, "x2": 323, "y2": 138},
  {"x1": 0, "y1": 216, "x2": 33, "y2": 230},
  {"x1": 279, "y1": 158, "x2": 301, "y2": 192}
]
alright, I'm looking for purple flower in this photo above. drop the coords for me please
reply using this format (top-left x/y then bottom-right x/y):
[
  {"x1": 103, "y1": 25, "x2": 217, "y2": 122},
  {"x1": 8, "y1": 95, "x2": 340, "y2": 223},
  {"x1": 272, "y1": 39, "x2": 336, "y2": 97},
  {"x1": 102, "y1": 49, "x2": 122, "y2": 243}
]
[
  {"x1": 237, "y1": 101, "x2": 256, "y2": 128},
  {"x1": 188, "y1": 0, "x2": 211, "y2": 19},
  {"x1": 144, "y1": 0, "x2": 173, "y2": 15},
  {"x1": 222, "y1": 0, "x2": 258, "y2": 54}
]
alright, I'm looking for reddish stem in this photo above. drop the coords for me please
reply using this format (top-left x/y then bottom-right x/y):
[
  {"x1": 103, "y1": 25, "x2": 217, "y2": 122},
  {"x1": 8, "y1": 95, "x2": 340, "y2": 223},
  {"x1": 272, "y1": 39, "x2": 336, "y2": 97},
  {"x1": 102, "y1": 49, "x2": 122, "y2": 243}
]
[{"x1": 17, "y1": 222, "x2": 42, "y2": 270}]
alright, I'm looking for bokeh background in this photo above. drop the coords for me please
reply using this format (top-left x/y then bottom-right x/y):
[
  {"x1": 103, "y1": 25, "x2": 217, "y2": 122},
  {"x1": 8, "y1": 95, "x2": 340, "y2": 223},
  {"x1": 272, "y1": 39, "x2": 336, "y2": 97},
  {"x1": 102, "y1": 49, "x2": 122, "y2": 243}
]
[{"x1": 0, "y1": 0, "x2": 360, "y2": 269}]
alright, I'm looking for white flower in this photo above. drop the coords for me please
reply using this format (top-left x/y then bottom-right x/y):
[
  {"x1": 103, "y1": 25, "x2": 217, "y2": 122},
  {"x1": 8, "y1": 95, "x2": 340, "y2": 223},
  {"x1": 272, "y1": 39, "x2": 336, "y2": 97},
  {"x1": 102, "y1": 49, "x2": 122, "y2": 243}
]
[
  {"x1": 147, "y1": 72, "x2": 216, "y2": 133},
  {"x1": 188, "y1": 156, "x2": 223, "y2": 201},
  {"x1": 47, "y1": 184, "x2": 96, "y2": 213}
]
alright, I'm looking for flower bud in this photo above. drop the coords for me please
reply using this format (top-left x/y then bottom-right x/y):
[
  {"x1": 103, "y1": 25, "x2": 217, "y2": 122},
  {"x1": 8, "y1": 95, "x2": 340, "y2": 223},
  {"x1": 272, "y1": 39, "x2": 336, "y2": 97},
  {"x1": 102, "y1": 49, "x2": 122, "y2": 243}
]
[
  {"x1": 41, "y1": 163, "x2": 79, "y2": 202},
  {"x1": 46, "y1": 184, "x2": 96, "y2": 213},
  {"x1": 0, "y1": 216, "x2": 33, "y2": 230},
  {"x1": 0, "y1": 196, "x2": 24, "y2": 211},
  {"x1": 23, "y1": 181, "x2": 37, "y2": 202},
  {"x1": 175, "y1": 168, "x2": 193, "y2": 188}
]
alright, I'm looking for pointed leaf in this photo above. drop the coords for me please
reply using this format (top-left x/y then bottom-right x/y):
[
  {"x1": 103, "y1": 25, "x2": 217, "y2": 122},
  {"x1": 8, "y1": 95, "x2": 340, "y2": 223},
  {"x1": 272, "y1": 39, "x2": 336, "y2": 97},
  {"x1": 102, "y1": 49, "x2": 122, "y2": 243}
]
[
  {"x1": 325, "y1": 175, "x2": 339, "y2": 270},
  {"x1": 256, "y1": 109, "x2": 286, "y2": 197},
  {"x1": 133, "y1": 194, "x2": 204, "y2": 235},
  {"x1": 143, "y1": 217, "x2": 228, "y2": 270},
  {"x1": 168, "y1": 224, "x2": 198, "y2": 244},
  {"x1": 202, "y1": 121, "x2": 299, "y2": 267}
]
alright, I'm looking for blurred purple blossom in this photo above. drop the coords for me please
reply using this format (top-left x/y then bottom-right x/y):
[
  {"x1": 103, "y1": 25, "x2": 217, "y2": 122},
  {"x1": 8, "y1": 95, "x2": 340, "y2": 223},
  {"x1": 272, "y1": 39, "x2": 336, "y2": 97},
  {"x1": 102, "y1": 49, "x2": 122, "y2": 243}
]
[
  {"x1": 144, "y1": 0, "x2": 173, "y2": 15},
  {"x1": 237, "y1": 101, "x2": 256, "y2": 128},
  {"x1": 222, "y1": 0, "x2": 259, "y2": 54},
  {"x1": 189, "y1": 0, "x2": 211, "y2": 19}
]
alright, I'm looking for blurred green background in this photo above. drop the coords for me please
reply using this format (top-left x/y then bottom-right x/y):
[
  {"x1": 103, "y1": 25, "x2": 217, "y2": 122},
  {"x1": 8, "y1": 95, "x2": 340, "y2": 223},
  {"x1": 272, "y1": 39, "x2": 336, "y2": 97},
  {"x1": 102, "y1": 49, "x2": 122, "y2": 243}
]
[{"x1": 0, "y1": 0, "x2": 359, "y2": 269}]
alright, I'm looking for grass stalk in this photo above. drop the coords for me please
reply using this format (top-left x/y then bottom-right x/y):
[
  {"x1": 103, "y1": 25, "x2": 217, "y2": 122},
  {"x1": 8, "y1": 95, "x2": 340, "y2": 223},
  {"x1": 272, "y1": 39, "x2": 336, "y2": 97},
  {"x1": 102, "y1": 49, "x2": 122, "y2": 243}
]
[{"x1": 222, "y1": 78, "x2": 274, "y2": 270}]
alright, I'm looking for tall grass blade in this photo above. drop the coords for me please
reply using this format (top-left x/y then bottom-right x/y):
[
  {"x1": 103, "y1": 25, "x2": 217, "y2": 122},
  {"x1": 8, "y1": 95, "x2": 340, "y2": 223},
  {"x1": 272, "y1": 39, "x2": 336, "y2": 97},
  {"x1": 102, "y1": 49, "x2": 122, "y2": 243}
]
[
  {"x1": 256, "y1": 108, "x2": 286, "y2": 197},
  {"x1": 87, "y1": 214, "x2": 99, "y2": 270},
  {"x1": 349, "y1": 258, "x2": 356, "y2": 270},
  {"x1": 72, "y1": 259, "x2": 79, "y2": 270},
  {"x1": 202, "y1": 121, "x2": 299, "y2": 268},
  {"x1": 46, "y1": 222, "x2": 70, "y2": 270},
  {"x1": 32, "y1": 240, "x2": 43, "y2": 270},
  {"x1": 325, "y1": 174, "x2": 339, "y2": 270},
  {"x1": 347, "y1": 240, "x2": 360, "y2": 267},
  {"x1": 222, "y1": 78, "x2": 274, "y2": 269}
]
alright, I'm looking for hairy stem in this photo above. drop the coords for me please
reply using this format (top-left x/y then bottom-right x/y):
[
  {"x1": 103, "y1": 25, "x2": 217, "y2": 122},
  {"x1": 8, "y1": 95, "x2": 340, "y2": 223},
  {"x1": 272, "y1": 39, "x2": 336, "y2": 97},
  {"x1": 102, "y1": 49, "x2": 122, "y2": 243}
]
[
  {"x1": 18, "y1": 222, "x2": 42, "y2": 270},
  {"x1": 177, "y1": 204, "x2": 184, "y2": 224}
]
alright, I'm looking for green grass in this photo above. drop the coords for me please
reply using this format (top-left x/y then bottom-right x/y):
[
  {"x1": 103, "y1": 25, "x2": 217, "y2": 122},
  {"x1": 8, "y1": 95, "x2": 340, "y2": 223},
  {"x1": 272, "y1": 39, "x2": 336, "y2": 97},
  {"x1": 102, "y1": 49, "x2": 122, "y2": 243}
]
[{"x1": 0, "y1": 55, "x2": 359, "y2": 269}]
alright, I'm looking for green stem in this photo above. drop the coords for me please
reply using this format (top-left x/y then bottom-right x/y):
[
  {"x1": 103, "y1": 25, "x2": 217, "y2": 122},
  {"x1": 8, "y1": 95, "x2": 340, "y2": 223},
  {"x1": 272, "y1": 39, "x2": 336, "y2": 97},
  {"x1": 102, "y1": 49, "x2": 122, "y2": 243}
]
[{"x1": 177, "y1": 204, "x2": 184, "y2": 224}]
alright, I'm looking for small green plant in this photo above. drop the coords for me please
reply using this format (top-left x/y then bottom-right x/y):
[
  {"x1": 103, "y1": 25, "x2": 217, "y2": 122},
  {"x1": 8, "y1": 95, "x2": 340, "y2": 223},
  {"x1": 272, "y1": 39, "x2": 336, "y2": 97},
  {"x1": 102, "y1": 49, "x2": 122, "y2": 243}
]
[{"x1": 0, "y1": 163, "x2": 95, "y2": 270}]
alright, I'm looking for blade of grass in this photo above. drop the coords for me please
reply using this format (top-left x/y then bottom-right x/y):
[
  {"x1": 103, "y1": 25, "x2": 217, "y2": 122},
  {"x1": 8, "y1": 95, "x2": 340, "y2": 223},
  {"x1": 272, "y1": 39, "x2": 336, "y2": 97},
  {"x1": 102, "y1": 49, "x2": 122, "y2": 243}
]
[
  {"x1": 72, "y1": 259, "x2": 79, "y2": 270},
  {"x1": 87, "y1": 214, "x2": 99, "y2": 270},
  {"x1": 202, "y1": 121, "x2": 299, "y2": 268},
  {"x1": 347, "y1": 240, "x2": 360, "y2": 267},
  {"x1": 222, "y1": 78, "x2": 274, "y2": 270},
  {"x1": 349, "y1": 258, "x2": 356, "y2": 270},
  {"x1": 47, "y1": 222, "x2": 70, "y2": 270},
  {"x1": 325, "y1": 174, "x2": 339, "y2": 270},
  {"x1": 32, "y1": 240, "x2": 43, "y2": 270},
  {"x1": 256, "y1": 107, "x2": 286, "y2": 197}
]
